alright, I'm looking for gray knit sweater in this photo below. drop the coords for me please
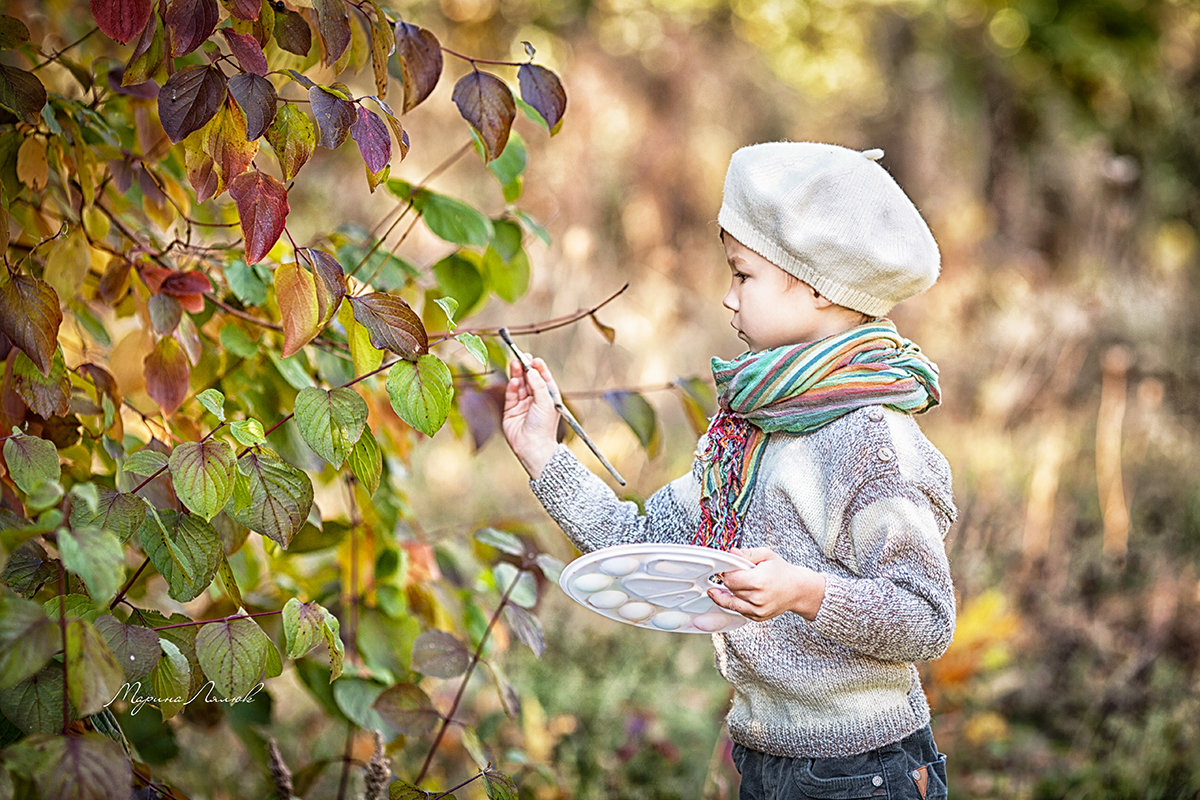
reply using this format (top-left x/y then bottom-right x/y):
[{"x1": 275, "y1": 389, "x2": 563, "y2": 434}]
[{"x1": 530, "y1": 404, "x2": 957, "y2": 758}]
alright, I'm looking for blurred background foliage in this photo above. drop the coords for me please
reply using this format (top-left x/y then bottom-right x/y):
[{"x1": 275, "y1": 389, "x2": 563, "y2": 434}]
[
  {"x1": 401, "y1": 0, "x2": 1200, "y2": 797},
  {"x1": 6, "y1": 0, "x2": 1200, "y2": 796}
]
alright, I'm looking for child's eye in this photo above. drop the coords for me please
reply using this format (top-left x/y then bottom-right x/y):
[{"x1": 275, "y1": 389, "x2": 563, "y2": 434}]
[{"x1": 733, "y1": 272, "x2": 748, "y2": 282}]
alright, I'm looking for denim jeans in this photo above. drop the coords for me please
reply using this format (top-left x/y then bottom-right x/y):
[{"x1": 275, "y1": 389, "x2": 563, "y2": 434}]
[{"x1": 731, "y1": 725, "x2": 948, "y2": 800}]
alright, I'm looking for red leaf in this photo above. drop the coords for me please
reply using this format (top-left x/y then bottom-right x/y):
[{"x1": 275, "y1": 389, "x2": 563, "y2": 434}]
[
  {"x1": 452, "y1": 71, "x2": 515, "y2": 162},
  {"x1": 158, "y1": 65, "x2": 227, "y2": 143},
  {"x1": 394, "y1": 23, "x2": 442, "y2": 113},
  {"x1": 220, "y1": 29, "x2": 269, "y2": 76},
  {"x1": 227, "y1": 0, "x2": 260, "y2": 20},
  {"x1": 518, "y1": 63, "x2": 567, "y2": 135},
  {"x1": 165, "y1": 0, "x2": 219, "y2": 57},
  {"x1": 228, "y1": 73, "x2": 277, "y2": 141},
  {"x1": 308, "y1": 86, "x2": 356, "y2": 149},
  {"x1": 90, "y1": 0, "x2": 152, "y2": 44},
  {"x1": 314, "y1": 0, "x2": 351, "y2": 64},
  {"x1": 160, "y1": 271, "x2": 213, "y2": 296},
  {"x1": 229, "y1": 171, "x2": 289, "y2": 264},
  {"x1": 350, "y1": 106, "x2": 390, "y2": 173},
  {"x1": 347, "y1": 293, "x2": 428, "y2": 358},
  {"x1": 0, "y1": 274, "x2": 62, "y2": 376},
  {"x1": 144, "y1": 337, "x2": 190, "y2": 415},
  {"x1": 273, "y1": 7, "x2": 312, "y2": 56}
]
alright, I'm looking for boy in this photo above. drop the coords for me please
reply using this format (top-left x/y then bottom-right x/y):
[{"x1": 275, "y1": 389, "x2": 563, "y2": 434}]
[{"x1": 503, "y1": 142, "x2": 956, "y2": 800}]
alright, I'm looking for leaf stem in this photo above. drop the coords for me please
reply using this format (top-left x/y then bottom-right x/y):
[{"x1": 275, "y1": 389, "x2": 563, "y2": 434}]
[
  {"x1": 414, "y1": 567, "x2": 524, "y2": 785},
  {"x1": 33, "y1": 26, "x2": 100, "y2": 71}
]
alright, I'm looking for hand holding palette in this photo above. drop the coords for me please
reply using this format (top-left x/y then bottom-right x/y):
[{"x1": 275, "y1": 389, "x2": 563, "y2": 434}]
[{"x1": 558, "y1": 543, "x2": 754, "y2": 633}]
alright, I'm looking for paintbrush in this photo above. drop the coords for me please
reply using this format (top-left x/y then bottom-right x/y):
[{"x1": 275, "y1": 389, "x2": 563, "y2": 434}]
[{"x1": 498, "y1": 328, "x2": 627, "y2": 486}]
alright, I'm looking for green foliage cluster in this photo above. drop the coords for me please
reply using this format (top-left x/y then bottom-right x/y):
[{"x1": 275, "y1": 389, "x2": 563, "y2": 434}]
[{"x1": 0, "y1": 1, "x2": 600, "y2": 797}]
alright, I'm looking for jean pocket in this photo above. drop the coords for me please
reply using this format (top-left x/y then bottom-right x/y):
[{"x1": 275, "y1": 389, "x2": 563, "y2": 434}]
[
  {"x1": 791, "y1": 760, "x2": 889, "y2": 800},
  {"x1": 913, "y1": 754, "x2": 948, "y2": 800}
]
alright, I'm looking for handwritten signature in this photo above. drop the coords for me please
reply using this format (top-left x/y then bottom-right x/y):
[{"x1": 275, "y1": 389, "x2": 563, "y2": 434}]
[{"x1": 105, "y1": 681, "x2": 266, "y2": 715}]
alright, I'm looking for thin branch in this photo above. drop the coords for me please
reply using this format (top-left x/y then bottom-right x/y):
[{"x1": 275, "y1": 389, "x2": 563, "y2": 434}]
[
  {"x1": 427, "y1": 282, "x2": 631, "y2": 346},
  {"x1": 415, "y1": 567, "x2": 524, "y2": 785},
  {"x1": 109, "y1": 558, "x2": 150, "y2": 611},
  {"x1": 440, "y1": 46, "x2": 526, "y2": 68},
  {"x1": 431, "y1": 772, "x2": 487, "y2": 799},
  {"x1": 58, "y1": 563, "x2": 69, "y2": 735},
  {"x1": 34, "y1": 26, "x2": 100, "y2": 71},
  {"x1": 151, "y1": 609, "x2": 281, "y2": 632}
]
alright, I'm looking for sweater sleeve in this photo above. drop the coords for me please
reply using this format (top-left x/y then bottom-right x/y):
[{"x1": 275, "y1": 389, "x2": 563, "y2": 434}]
[
  {"x1": 529, "y1": 444, "x2": 701, "y2": 553},
  {"x1": 810, "y1": 475, "x2": 956, "y2": 663}
]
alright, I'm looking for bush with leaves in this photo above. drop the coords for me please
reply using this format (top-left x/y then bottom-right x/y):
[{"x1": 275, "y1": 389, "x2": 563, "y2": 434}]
[{"x1": 0, "y1": 0, "x2": 590, "y2": 796}]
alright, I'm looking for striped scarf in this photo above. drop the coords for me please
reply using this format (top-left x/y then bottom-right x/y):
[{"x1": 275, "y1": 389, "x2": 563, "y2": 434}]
[{"x1": 692, "y1": 320, "x2": 941, "y2": 550}]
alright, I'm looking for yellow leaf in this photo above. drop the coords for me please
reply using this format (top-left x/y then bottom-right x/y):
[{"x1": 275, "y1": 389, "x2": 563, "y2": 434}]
[
  {"x1": 16, "y1": 136, "x2": 49, "y2": 191},
  {"x1": 275, "y1": 260, "x2": 321, "y2": 357}
]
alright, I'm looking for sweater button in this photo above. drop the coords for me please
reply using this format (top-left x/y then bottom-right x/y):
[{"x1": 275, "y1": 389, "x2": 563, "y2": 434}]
[
  {"x1": 868, "y1": 409, "x2": 884, "y2": 422},
  {"x1": 877, "y1": 447, "x2": 894, "y2": 462},
  {"x1": 872, "y1": 775, "x2": 884, "y2": 787}
]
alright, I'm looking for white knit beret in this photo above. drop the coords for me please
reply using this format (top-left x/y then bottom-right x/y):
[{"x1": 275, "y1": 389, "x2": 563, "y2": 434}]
[{"x1": 717, "y1": 142, "x2": 940, "y2": 317}]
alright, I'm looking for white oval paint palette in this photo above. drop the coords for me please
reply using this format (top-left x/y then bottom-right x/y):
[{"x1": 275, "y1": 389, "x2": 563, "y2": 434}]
[{"x1": 558, "y1": 543, "x2": 754, "y2": 633}]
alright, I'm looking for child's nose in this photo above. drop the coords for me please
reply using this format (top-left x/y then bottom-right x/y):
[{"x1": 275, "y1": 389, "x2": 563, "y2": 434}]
[{"x1": 722, "y1": 284, "x2": 738, "y2": 312}]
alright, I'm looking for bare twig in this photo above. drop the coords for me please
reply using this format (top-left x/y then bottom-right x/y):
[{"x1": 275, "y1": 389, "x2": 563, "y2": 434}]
[{"x1": 499, "y1": 327, "x2": 626, "y2": 486}]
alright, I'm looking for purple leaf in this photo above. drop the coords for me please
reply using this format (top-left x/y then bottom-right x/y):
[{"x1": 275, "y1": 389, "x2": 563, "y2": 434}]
[
  {"x1": 229, "y1": 72, "x2": 277, "y2": 140},
  {"x1": 350, "y1": 106, "x2": 391, "y2": 173},
  {"x1": 90, "y1": 0, "x2": 152, "y2": 44},
  {"x1": 394, "y1": 22, "x2": 442, "y2": 113},
  {"x1": 220, "y1": 28, "x2": 269, "y2": 76},
  {"x1": 308, "y1": 85, "x2": 356, "y2": 149},
  {"x1": 158, "y1": 64, "x2": 227, "y2": 143},
  {"x1": 452, "y1": 70, "x2": 515, "y2": 162},
  {"x1": 165, "y1": 0, "x2": 219, "y2": 57},
  {"x1": 518, "y1": 63, "x2": 567, "y2": 135}
]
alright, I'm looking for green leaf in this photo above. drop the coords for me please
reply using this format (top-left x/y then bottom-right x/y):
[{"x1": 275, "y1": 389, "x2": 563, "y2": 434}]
[
  {"x1": 196, "y1": 615, "x2": 275, "y2": 698},
  {"x1": 0, "y1": 595, "x2": 59, "y2": 689},
  {"x1": 348, "y1": 427, "x2": 382, "y2": 495},
  {"x1": 137, "y1": 509, "x2": 222, "y2": 602},
  {"x1": 674, "y1": 376, "x2": 715, "y2": 436},
  {"x1": 373, "y1": 682, "x2": 439, "y2": 737},
  {"x1": 93, "y1": 614, "x2": 160, "y2": 681},
  {"x1": 456, "y1": 333, "x2": 488, "y2": 367},
  {"x1": 265, "y1": 102, "x2": 317, "y2": 182},
  {"x1": 216, "y1": 550, "x2": 243, "y2": 609},
  {"x1": 196, "y1": 388, "x2": 226, "y2": 421},
  {"x1": 220, "y1": 323, "x2": 259, "y2": 358},
  {"x1": 16, "y1": 732, "x2": 133, "y2": 800},
  {"x1": 433, "y1": 295, "x2": 458, "y2": 328},
  {"x1": 267, "y1": 350, "x2": 316, "y2": 390},
  {"x1": 13, "y1": 345, "x2": 70, "y2": 418},
  {"x1": 503, "y1": 604, "x2": 545, "y2": 658},
  {"x1": 169, "y1": 440, "x2": 236, "y2": 520},
  {"x1": 483, "y1": 770, "x2": 519, "y2": 800},
  {"x1": 474, "y1": 527, "x2": 524, "y2": 556},
  {"x1": 150, "y1": 638, "x2": 191, "y2": 720},
  {"x1": 332, "y1": 677, "x2": 389, "y2": 732},
  {"x1": 66, "y1": 619, "x2": 125, "y2": 715},
  {"x1": 411, "y1": 629, "x2": 470, "y2": 678},
  {"x1": 493, "y1": 563, "x2": 538, "y2": 609},
  {"x1": 487, "y1": 132, "x2": 526, "y2": 201},
  {"x1": 385, "y1": 180, "x2": 493, "y2": 247},
  {"x1": 123, "y1": 449, "x2": 168, "y2": 477},
  {"x1": 226, "y1": 449, "x2": 314, "y2": 548},
  {"x1": 294, "y1": 386, "x2": 368, "y2": 467},
  {"x1": 385, "y1": 355, "x2": 453, "y2": 437},
  {"x1": 2, "y1": 429, "x2": 60, "y2": 496},
  {"x1": 282, "y1": 598, "x2": 344, "y2": 679},
  {"x1": 57, "y1": 527, "x2": 125, "y2": 605},
  {"x1": 224, "y1": 258, "x2": 269, "y2": 307},
  {"x1": 229, "y1": 418, "x2": 267, "y2": 446},
  {"x1": 68, "y1": 489, "x2": 144, "y2": 544},
  {"x1": 603, "y1": 390, "x2": 660, "y2": 456},
  {"x1": 0, "y1": 666, "x2": 64, "y2": 734},
  {"x1": 432, "y1": 253, "x2": 486, "y2": 318}
]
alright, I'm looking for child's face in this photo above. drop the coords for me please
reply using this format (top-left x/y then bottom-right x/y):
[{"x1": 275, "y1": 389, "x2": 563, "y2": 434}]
[{"x1": 721, "y1": 234, "x2": 829, "y2": 351}]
